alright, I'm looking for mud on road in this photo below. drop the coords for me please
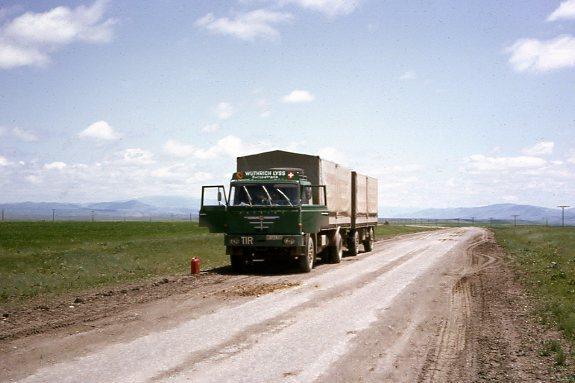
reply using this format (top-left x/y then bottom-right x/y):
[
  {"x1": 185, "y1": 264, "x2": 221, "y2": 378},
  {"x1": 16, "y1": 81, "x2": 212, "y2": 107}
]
[{"x1": 1, "y1": 228, "x2": 573, "y2": 382}]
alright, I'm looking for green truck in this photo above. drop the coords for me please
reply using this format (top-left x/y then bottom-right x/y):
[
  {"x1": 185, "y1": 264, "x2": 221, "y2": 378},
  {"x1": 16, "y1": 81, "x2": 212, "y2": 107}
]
[{"x1": 199, "y1": 150, "x2": 378, "y2": 273}]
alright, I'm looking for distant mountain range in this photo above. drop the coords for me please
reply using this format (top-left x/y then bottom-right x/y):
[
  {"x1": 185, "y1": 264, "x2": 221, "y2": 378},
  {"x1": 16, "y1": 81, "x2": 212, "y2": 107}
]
[
  {"x1": 0, "y1": 199, "x2": 572, "y2": 225},
  {"x1": 384, "y1": 203, "x2": 575, "y2": 225},
  {"x1": 0, "y1": 196, "x2": 201, "y2": 221}
]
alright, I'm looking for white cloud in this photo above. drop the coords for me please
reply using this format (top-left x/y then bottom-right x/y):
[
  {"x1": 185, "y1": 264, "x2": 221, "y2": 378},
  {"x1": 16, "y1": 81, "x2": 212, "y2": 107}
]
[
  {"x1": 215, "y1": 102, "x2": 234, "y2": 120},
  {"x1": 399, "y1": 70, "x2": 417, "y2": 80},
  {"x1": 44, "y1": 161, "x2": 67, "y2": 170},
  {"x1": 548, "y1": 0, "x2": 575, "y2": 21},
  {"x1": 25, "y1": 174, "x2": 41, "y2": 184},
  {"x1": 164, "y1": 140, "x2": 196, "y2": 158},
  {"x1": 195, "y1": 10, "x2": 292, "y2": 41},
  {"x1": 201, "y1": 123, "x2": 220, "y2": 133},
  {"x1": 318, "y1": 147, "x2": 345, "y2": 163},
  {"x1": 0, "y1": 0, "x2": 115, "y2": 69},
  {"x1": 466, "y1": 154, "x2": 547, "y2": 172},
  {"x1": 79, "y1": 120, "x2": 120, "y2": 140},
  {"x1": 0, "y1": 43, "x2": 48, "y2": 69},
  {"x1": 521, "y1": 141, "x2": 554, "y2": 156},
  {"x1": 0, "y1": 155, "x2": 8, "y2": 166},
  {"x1": 150, "y1": 164, "x2": 213, "y2": 185},
  {"x1": 568, "y1": 152, "x2": 575, "y2": 164},
  {"x1": 372, "y1": 164, "x2": 423, "y2": 176},
  {"x1": 281, "y1": 0, "x2": 360, "y2": 17},
  {"x1": 123, "y1": 148, "x2": 154, "y2": 165},
  {"x1": 165, "y1": 135, "x2": 268, "y2": 160},
  {"x1": 195, "y1": 135, "x2": 244, "y2": 159},
  {"x1": 281, "y1": 90, "x2": 315, "y2": 103},
  {"x1": 188, "y1": 171, "x2": 213, "y2": 182},
  {"x1": 506, "y1": 35, "x2": 575, "y2": 72},
  {"x1": 255, "y1": 98, "x2": 272, "y2": 117},
  {"x1": 11, "y1": 127, "x2": 37, "y2": 141}
]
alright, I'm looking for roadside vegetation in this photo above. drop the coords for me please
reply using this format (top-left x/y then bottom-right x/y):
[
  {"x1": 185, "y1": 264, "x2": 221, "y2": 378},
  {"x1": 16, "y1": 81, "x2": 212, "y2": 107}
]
[
  {"x1": 0, "y1": 222, "x2": 225, "y2": 304},
  {"x1": 374, "y1": 224, "x2": 438, "y2": 238},
  {"x1": 494, "y1": 226, "x2": 575, "y2": 361},
  {"x1": 0, "y1": 222, "x2": 435, "y2": 305}
]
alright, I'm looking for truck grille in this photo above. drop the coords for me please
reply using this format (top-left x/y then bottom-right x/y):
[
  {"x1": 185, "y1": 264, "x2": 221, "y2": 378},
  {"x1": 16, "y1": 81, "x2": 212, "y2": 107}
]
[{"x1": 244, "y1": 215, "x2": 280, "y2": 230}]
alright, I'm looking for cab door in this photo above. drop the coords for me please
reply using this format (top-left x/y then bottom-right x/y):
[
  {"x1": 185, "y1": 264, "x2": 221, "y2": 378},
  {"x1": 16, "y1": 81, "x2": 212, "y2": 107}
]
[{"x1": 199, "y1": 185, "x2": 228, "y2": 233}]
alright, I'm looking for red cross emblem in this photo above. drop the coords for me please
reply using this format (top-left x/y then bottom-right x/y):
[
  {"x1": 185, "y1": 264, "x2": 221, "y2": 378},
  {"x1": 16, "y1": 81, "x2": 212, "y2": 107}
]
[{"x1": 287, "y1": 172, "x2": 294, "y2": 179}]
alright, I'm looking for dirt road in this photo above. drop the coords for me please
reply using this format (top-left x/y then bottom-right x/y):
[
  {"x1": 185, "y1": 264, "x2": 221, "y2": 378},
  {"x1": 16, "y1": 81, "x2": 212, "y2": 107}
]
[{"x1": 0, "y1": 228, "x2": 567, "y2": 382}]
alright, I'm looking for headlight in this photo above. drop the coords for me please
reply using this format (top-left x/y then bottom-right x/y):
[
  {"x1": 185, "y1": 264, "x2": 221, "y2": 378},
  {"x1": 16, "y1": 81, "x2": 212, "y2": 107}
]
[
  {"x1": 229, "y1": 237, "x2": 241, "y2": 246},
  {"x1": 283, "y1": 237, "x2": 296, "y2": 246}
]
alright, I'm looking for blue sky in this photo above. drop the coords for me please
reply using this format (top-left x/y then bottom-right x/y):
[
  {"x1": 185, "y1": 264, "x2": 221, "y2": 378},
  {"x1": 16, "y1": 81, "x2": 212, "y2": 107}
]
[{"x1": 0, "y1": 0, "x2": 574, "y2": 208}]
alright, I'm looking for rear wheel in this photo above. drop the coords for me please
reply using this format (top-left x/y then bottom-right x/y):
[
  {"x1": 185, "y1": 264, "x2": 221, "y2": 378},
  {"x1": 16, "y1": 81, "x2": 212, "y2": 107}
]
[
  {"x1": 348, "y1": 231, "x2": 359, "y2": 256},
  {"x1": 298, "y1": 236, "x2": 315, "y2": 273},
  {"x1": 329, "y1": 232, "x2": 343, "y2": 263},
  {"x1": 363, "y1": 228, "x2": 374, "y2": 252}
]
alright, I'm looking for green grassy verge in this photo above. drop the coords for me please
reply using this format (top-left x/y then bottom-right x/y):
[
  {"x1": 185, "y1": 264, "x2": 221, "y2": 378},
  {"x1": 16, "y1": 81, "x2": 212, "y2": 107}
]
[
  {"x1": 375, "y1": 224, "x2": 438, "y2": 239},
  {"x1": 494, "y1": 226, "x2": 575, "y2": 346},
  {"x1": 0, "y1": 222, "x2": 225, "y2": 304},
  {"x1": 0, "y1": 222, "x2": 436, "y2": 305}
]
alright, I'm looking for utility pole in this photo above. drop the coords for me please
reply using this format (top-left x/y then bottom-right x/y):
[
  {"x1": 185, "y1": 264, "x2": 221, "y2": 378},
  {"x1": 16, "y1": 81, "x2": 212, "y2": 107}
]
[
  {"x1": 558, "y1": 205, "x2": 570, "y2": 227},
  {"x1": 91, "y1": 210, "x2": 95, "y2": 222},
  {"x1": 512, "y1": 214, "x2": 519, "y2": 227},
  {"x1": 1, "y1": 209, "x2": 4, "y2": 222},
  {"x1": 489, "y1": 217, "x2": 493, "y2": 227},
  {"x1": 471, "y1": 216, "x2": 475, "y2": 225},
  {"x1": 52, "y1": 209, "x2": 56, "y2": 222}
]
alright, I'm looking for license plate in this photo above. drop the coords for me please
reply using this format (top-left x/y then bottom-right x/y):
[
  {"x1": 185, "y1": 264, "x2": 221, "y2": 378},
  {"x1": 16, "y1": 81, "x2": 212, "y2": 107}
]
[
  {"x1": 266, "y1": 235, "x2": 282, "y2": 240},
  {"x1": 241, "y1": 236, "x2": 254, "y2": 245}
]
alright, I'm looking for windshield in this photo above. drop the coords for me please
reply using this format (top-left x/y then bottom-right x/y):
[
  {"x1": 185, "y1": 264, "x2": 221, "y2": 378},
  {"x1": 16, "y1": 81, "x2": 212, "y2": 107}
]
[{"x1": 231, "y1": 184, "x2": 300, "y2": 206}]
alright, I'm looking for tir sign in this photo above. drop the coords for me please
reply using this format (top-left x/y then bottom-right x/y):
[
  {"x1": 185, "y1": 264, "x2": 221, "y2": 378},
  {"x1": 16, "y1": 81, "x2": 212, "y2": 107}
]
[{"x1": 241, "y1": 236, "x2": 254, "y2": 245}]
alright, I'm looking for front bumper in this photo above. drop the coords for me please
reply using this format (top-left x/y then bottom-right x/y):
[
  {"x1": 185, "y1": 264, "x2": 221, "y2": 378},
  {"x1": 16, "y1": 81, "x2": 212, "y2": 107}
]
[{"x1": 224, "y1": 234, "x2": 304, "y2": 247}]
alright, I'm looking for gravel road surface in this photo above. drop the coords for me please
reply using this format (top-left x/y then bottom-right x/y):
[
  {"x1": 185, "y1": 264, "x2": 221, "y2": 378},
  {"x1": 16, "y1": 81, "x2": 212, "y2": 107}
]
[{"x1": 3, "y1": 227, "x2": 560, "y2": 382}]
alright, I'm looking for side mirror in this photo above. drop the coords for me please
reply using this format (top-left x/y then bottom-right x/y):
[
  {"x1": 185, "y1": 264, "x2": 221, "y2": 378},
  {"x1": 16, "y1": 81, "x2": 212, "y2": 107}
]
[{"x1": 217, "y1": 190, "x2": 222, "y2": 203}]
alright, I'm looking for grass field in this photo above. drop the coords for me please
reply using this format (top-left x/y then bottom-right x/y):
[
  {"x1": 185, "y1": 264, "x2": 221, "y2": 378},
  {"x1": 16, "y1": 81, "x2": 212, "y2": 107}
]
[
  {"x1": 374, "y1": 224, "x2": 437, "y2": 238},
  {"x1": 0, "y1": 222, "x2": 225, "y2": 304},
  {"x1": 494, "y1": 226, "x2": 575, "y2": 344},
  {"x1": 0, "y1": 222, "x2": 435, "y2": 305}
]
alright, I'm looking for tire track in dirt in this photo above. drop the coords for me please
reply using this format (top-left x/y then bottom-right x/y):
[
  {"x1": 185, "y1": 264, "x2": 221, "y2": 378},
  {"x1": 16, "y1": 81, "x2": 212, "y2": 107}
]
[{"x1": 417, "y1": 231, "x2": 499, "y2": 383}]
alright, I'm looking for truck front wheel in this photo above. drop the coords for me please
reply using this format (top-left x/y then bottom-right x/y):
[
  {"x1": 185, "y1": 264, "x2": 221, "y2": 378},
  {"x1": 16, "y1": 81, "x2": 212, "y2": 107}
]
[
  {"x1": 298, "y1": 236, "x2": 315, "y2": 273},
  {"x1": 230, "y1": 250, "x2": 246, "y2": 273}
]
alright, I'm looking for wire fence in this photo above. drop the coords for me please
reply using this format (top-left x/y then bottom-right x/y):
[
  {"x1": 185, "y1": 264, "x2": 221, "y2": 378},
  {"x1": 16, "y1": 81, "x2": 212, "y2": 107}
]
[
  {"x1": 0, "y1": 210, "x2": 571, "y2": 227},
  {"x1": 0, "y1": 210, "x2": 199, "y2": 223}
]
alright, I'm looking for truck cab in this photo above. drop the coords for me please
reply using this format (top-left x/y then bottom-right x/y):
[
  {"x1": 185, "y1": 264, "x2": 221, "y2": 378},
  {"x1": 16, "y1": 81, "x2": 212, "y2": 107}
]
[{"x1": 199, "y1": 169, "x2": 328, "y2": 272}]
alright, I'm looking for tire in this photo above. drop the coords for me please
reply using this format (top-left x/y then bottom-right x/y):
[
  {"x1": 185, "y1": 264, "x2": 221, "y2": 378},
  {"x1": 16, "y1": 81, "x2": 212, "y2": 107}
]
[
  {"x1": 363, "y1": 228, "x2": 374, "y2": 252},
  {"x1": 329, "y1": 232, "x2": 343, "y2": 263},
  {"x1": 230, "y1": 250, "x2": 245, "y2": 273},
  {"x1": 348, "y1": 231, "x2": 359, "y2": 256},
  {"x1": 298, "y1": 236, "x2": 315, "y2": 273}
]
